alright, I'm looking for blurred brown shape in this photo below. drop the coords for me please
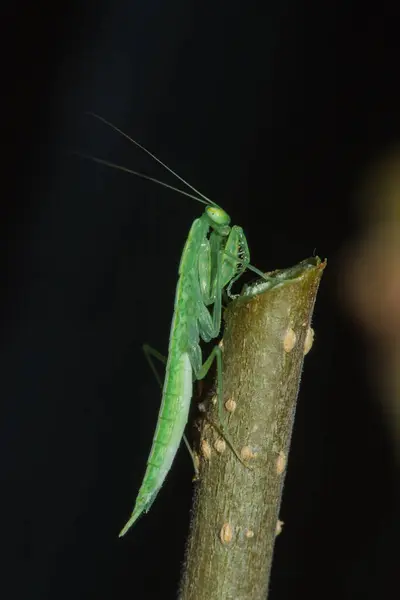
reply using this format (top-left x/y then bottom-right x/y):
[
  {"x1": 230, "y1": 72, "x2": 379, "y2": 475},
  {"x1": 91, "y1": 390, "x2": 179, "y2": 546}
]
[{"x1": 343, "y1": 147, "x2": 400, "y2": 457}]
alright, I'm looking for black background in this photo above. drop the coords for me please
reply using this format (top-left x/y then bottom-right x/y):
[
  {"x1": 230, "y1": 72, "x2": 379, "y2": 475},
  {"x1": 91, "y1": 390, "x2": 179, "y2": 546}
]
[{"x1": 2, "y1": 2, "x2": 399, "y2": 599}]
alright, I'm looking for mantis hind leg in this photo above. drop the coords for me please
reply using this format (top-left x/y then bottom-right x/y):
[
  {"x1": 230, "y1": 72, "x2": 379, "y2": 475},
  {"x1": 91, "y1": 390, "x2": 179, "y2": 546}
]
[
  {"x1": 142, "y1": 344, "x2": 200, "y2": 479},
  {"x1": 143, "y1": 343, "x2": 166, "y2": 387},
  {"x1": 192, "y1": 344, "x2": 252, "y2": 470}
]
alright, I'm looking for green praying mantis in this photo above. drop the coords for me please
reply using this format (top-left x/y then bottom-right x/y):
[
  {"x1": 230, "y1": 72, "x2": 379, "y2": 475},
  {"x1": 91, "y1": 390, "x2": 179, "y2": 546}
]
[{"x1": 86, "y1": 115, "x2": 269, "y2": 537}]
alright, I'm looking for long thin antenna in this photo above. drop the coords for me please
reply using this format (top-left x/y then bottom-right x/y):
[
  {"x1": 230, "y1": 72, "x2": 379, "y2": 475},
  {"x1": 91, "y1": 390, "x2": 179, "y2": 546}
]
[
  {"x1": 87, "y1": 112, "x2": 218, "y2": 207},
  {"x1": 77, "y1": 153, "x2": 210, "y2": 206}
]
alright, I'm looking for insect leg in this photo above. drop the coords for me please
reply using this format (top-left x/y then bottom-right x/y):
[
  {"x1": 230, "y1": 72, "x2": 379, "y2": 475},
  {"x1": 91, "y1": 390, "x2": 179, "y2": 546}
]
[
  {"x1": 223, "y1": 226, "x2": 251, "y2": 298},
  {"x1": 202, "y1": 226, "x2": 251, "y2": 306},
  {"x1": 193, "y1": 344, "x2": 251, "y2": 469},
  {"x1": 143, "y1": 343, "x2": 166, "y2": 387},
  {"x1": 194, "y1": 233, "x2": 252, "y2": 468}
]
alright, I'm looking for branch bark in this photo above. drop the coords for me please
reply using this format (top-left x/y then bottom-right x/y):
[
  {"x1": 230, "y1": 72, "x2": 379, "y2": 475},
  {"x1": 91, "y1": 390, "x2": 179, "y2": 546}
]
[{"x1": 179, "y1": 257, "x2": 326, "y2": 600}]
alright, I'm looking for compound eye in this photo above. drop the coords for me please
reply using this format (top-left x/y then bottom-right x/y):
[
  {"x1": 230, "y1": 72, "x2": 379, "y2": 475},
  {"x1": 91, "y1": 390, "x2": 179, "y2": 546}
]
[{"x1": 206, "y1": 206, "x2": 230, "y2": 226}]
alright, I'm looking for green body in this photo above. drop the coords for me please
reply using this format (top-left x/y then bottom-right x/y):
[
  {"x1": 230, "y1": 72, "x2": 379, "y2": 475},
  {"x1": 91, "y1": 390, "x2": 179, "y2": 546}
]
[
  {"x1": 84, "y1": 113, "x2": 252, "y2": 537},
  {"x1": 119, "y1": 207, "x2": 249, "y2": 536}
]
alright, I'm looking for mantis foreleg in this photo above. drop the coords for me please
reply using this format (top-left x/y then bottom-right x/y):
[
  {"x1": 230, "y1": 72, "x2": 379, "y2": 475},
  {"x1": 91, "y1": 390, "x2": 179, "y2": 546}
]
[{"x1": 188, "y1": 225, "x2": 252, "y2": 468}]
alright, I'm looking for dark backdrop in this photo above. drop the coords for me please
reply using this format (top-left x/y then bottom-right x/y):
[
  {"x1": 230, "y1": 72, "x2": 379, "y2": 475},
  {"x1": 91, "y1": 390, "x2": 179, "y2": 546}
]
[{"x1": 2, "y1": 2, "x2": 399, "y2": 599}]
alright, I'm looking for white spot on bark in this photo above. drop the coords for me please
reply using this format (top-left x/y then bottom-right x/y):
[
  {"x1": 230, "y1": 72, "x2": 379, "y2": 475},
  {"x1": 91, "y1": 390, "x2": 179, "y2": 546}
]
[
  {"x1": 220, "y1": 522, "x2": 233, "y2": 545},
  {"x1": 276, "y1": 450, "x2": 286, "y2": 475},
  {"x1": 213, "y1": 438, "x2": 226, "y2": 454},
  {"x1": 283, "y1": 327, "x2": 297, "y2": 352},
  {"x1": 240, "y1": 446, "x2": 257, "y2": 461},
  {"x1": 201, "y1": 439, "x2": 212, "y2": 461},
  {"x1": 304, "y1": 327, "x2": 314, "y2": 355},
  {"x1": 275, "y1": 520, "x2": 284, "y2": 536},
  {"x1": 224, "y1": 397, "x2": 237, "y2": 413}
]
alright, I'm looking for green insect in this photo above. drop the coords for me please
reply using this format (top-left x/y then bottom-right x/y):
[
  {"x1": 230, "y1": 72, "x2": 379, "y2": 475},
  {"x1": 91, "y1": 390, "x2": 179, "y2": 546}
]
[{"x1": 87, "y1": 115, "x2": 266, "y2": 537}]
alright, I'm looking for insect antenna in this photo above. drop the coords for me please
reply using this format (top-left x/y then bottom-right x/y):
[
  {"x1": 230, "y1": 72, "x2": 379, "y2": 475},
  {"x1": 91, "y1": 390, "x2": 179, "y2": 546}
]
[
  {"x1": 87, "y1": 112, "x2": 218, "y2": 207},
  {"x1": 77, "y1": 153, "x2": 211, "y2": 206}
]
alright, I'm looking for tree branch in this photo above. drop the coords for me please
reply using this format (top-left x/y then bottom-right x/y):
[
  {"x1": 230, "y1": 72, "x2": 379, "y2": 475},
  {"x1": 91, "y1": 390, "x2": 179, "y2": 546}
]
[{"x1": 179, "y1": 257, "x2": 326, "y2": 600}]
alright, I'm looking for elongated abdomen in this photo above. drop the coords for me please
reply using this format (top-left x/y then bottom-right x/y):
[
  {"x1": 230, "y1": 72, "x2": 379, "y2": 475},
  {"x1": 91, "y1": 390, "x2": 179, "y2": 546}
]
[{"x1": 119, "y1": 351, "x2": 192, "y2": 536}]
